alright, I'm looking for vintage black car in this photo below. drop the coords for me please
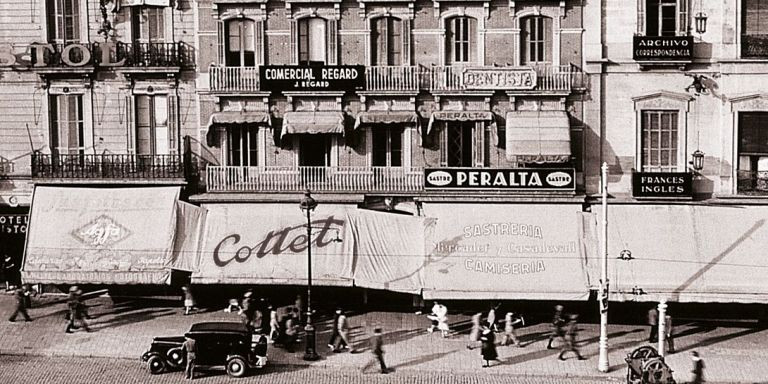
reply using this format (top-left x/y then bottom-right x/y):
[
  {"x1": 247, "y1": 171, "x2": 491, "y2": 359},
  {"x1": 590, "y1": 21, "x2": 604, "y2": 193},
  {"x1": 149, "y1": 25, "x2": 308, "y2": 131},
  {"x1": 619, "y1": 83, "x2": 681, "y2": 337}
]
[{"x1": 141, "y1": 322, "x2": 268, "y2": 377}]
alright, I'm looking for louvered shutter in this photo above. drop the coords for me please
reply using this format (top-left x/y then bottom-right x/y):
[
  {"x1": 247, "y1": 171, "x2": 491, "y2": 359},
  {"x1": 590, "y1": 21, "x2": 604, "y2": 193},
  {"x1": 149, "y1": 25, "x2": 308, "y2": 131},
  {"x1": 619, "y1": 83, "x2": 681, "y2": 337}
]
[
  {"x1": 255, "y1": 20, "x2": 264, "y2": 65},
  {"x1": 446, "y1": 18, "x2": 454, "y2": 64},
  {"x1": 217, "y1": 20, "x2": 224, "y2": 65},
  {"x1": 637, "y1": 0, "x2": 646, "y2": 35},
  {"x1": 327, "y1": 18, "x2": 338, "y2": 64},
  {"x1": 168, "y1": 94, "x2": 179, "y2": 154},
  {"x1": 544, "y1": 17, "x2": 553, "y2": 63},
  {"x1": 469, "y1": 17, "x2": 477, "y2": 65},
  {"x1": 402, "y1": 18, "x2": 411, "y2": 65},
  {"x1": 125, "y1": 94, "x2": 134, "y2": 153},
  {"x1": 677, "y1": 0, "x2": 689, "y2": 35},
  {"x1": 290, "y1": 19, "x2": 298, "y2": 64}
]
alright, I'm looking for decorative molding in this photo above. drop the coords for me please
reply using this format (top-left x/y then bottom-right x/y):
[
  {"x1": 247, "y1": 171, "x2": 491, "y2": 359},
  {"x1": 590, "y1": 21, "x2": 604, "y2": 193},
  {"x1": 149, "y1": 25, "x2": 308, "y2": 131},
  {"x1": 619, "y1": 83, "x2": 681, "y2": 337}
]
[
  {"x1": 508, "y1": 0, "x2": 515, "y2": 17},
  {"x1": 483, "y1": 1, "x2": 489, "y2": 19},
  {"x1": 728, "y1": 93, "x2": 768, "y2": 112},
  {"x1": 560, "y1": 0, "x2": 565, "y2": 18},
  {"x1": 433, "y1": 0, "x2": 440, "y2": 18}
]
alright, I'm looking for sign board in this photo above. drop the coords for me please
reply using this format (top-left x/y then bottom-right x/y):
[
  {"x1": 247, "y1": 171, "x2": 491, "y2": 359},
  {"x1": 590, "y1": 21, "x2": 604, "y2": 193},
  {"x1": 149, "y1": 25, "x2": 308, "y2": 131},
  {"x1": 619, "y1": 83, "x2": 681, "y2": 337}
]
[
  {"x1": 633, "y1": 36, "x2": 694, "y2": 61},
  {"x1": 259, "y1": 65, "x2": 365, "y2": 92},
  {"x1": 424, "y1": 168, "x2": 575, "y2": 191},
  {"x1": 462, "y1": 67, "x2": 536, "y2": 90},
  {"x1": 632, "y1": 172, "x2": 693, "y2": 198}
]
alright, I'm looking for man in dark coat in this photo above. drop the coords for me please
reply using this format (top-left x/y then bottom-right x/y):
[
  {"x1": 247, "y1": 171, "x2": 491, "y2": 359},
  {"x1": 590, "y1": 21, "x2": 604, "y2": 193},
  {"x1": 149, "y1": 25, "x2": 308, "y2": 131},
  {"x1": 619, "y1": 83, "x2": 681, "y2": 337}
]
[
  {"x1": 648, "y1": 306, "x2": 659, "y2": 343},
  {"x1": 362, "y1": 327, "x2": 388, "y2": 374},
  {"x1": 546, "y1": 305, "x2": 566, "y2": 349},
  {"x1": 240, "y1": 290, "x2": 255, "y2": 331},
  {"x1": 558, "y1": 314, "x2": 585, "y2": 361},
  {"x1": 65, "y1": 288, "x2": 90, "y2": 333},
  {"x1": 327, "y1": 308, "x2": 342, "y2": 350},
  {"x1": 691, "y1": 351, "x2": 704, "y2": 384},
  {"x1": 8, "y1": 285, "x2": 31, "y2": 322}
]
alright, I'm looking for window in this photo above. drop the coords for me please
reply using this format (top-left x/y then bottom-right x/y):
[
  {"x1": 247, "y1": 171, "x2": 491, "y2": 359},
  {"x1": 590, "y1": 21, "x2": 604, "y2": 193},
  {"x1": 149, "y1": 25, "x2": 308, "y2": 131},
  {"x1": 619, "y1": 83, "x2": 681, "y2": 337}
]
[
  {"x1": 47, "y1": 0, "x2": 80, "y2": 43},
  {"x1": 446, "y1": 121, "x2": 474, "y2": 167},
  {"x1": 132, "y1": 7, "x2": 165, "y2": 43},
  {"x1": 737, "y1": 112, "x2": 768, "y2": 193},
  {"x1": 638, "y1": 0, "x2": 689, "y2": 37},
  {"x1": 641, "y1": 110, "x2": 678, "y2": 172},
  {"x1": 225, "y1": 19, "x2": 256, "y2": 66},
  {"x1": 372, "y1": 127, "x2": 404, "y2": 167},
  {"x1": 136, "y1": 95, "x2": 171, "y2": 155},
  {"x1": 299, "y1": 136, "x2": 332, "y2": 166},
  {"x1": 521, "y1": 16, "x2": 553, "y2": 64},
  {"x1": 49, "y1": 94, "x2": 84, "y2": 156},
  {"x1": 227, "y1": 126, "x2": 258, "y2": 166},
  {"x1": 446, "y1": 17, "x2": 476, "y2": 65},
  {"x1": 298, "y1": 17, "x2": 327, "y2": 65},
  {"x1": 742, "y1": 0, "x2": 768, "y2": 57},
  {"x1": 372, "y1": 17, "x2": 402, "y2": 66}
]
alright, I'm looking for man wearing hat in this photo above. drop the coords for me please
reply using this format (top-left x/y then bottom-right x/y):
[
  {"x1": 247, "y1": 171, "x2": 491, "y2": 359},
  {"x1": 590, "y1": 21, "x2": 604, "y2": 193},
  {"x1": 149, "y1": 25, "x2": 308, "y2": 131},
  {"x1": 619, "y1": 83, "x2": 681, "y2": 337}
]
[
  {"x1": 8, "y1": 284, "x2": 32, "y2": 322},
  {"x1": 65, "y1": 287, "x2": 91, "y2": 333},
  {"x1": 558, "y1": 314, "x2": 586, "y2": 361}
]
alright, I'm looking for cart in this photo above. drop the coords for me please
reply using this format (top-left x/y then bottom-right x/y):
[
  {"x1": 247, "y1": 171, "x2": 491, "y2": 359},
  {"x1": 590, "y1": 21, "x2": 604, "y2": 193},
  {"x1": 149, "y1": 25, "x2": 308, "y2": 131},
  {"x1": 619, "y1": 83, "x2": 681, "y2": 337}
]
[{"x1": 625, "y1": 346, "x2": 676, "y2": 384}]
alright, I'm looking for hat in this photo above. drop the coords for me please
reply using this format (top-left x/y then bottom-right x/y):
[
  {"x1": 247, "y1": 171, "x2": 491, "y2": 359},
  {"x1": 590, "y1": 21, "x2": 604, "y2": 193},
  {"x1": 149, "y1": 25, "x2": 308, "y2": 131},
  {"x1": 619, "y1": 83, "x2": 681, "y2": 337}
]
[
  {"x1": 555, "y1": 305, "x2": 564, "y2": 311},
  {"x1": 69, "y1": 286, "x2": 79, "y2": 293},
  {"x1": 244, "y1": 291, "x2": 253, "y2": 297}
]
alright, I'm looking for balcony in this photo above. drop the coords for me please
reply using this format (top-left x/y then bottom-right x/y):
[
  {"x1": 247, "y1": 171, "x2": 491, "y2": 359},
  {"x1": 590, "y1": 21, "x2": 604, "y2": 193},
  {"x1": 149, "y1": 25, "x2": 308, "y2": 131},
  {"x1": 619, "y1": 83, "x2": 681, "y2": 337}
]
[
  {"x1": 742, "y1": 34, "x2": 768, "y2": 58},
  {"x1": 737, "y1": 170, "x2": 768, "y2": 195},
  {"x1": 32, "y1": 152, "x2": 184, "y2": 180},
  {"x1": 208, "y1": 64, "x2": 581, "y2": 93},
  {"x1": 34, "y1": 42, "x2": 194, "y2": 69},
  {"x1": 206, "y1": 166, "x2": 423, "y2": 192}
]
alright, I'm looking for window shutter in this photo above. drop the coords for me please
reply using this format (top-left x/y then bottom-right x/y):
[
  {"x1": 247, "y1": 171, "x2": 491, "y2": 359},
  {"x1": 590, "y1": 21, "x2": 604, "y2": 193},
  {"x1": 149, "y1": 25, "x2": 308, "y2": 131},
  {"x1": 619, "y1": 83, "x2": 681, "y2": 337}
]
[
  {"x1": 217, "y1": 20, "x2": 224, "y2": 65},
  {"x1": 391, "y1": 18, "x2": 402, "y2": 65},
  {"x1": 125, "y1": 95, "x2": 134, "y2": 153},
  {"x1": 637, "y1": 0, "x2": 646, "y2": 35},
  {"x1": 446, "y1": 18, "x2": 454, "y2": 65},
  {"x1": 544, "y1": 17, "x2": 553, "y2": 63},
  {"x1": 290, "y1": 19, "x2": 298, "y2": 64},
  {"x1": 255, "y1": 20, "x2": 264, "y2": 65},
  {"x1": 469, "y1": 17, "x2": 477, "y2": 65},
  {"x1": 677, "y1": 0, "x2": 689, "y2": 35},
  {"x1": 402, "y1": 18, "x2": 411, "y2": 65},
  {"x1": 168, "y1": 94, "x2": 178, "y2": 154},
  {"x1": 327, "y1": 18, "x2": 338, "y2": 64},
  {"x1": 375, "y1": 18, "x2": 387, "y2": 65}
]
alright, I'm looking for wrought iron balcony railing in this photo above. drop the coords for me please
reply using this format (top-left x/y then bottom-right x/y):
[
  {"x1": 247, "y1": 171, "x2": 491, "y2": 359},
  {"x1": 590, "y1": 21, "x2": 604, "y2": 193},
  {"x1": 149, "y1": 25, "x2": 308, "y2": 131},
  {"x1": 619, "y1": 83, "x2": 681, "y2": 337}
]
[
  {"x1": 742, "y1": 34, "x2": 768, "y2": 58},
  {"x1": 206, "y1": 165, "x2": 424, "y2": 192},
  {"x1": 33, "y1": 42, "x2": 195, "y2": 68},
  {"x1": 32, "y1": 152, "x2": 184, "y2": 180}
]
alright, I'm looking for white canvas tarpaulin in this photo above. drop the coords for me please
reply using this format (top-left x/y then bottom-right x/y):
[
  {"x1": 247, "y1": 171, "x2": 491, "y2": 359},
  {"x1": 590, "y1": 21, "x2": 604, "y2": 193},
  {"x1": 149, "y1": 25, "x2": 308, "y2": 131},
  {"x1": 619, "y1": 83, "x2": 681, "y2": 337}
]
[
  {"x1": 171, "y1": 202, "x2": 207, "y2": 272},
  {"x1": 194, "y1": 204, "x2": 356, "y2": 285},
  {"x1": 22, "y1": 186, "x2": 180, "y2": 284},
  {"x1": 588, "y1": 204, "x2": 768, "y2": 303},
  {"x1": 348, "y1": 210, "x2": 433, "y2": 294},
  {"x1": 420, "y1": 203, "x2": 590, "y2": 300}
]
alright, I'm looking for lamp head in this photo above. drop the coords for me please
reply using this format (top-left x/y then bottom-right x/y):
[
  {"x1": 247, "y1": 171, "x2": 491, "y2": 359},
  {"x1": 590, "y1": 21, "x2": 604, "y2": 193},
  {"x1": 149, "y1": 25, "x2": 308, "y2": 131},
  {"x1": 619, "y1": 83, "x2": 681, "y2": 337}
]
[
  {"x1": 690, "y1": 149, "x2": 705, "y2": 172},
  {"x1": 299, "y1": 189, "x2": 318, "y2": 213}
]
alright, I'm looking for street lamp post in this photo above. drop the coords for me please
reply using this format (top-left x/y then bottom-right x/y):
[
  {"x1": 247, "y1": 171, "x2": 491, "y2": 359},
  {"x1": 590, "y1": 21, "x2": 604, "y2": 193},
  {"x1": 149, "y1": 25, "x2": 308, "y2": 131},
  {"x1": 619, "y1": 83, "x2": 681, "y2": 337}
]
[
  {"x1": 300, "y1": 190, "x2": 319, "y2": 361},
  {"x1": 598, "y1": 162, "x2": 610, "y2": 372}
]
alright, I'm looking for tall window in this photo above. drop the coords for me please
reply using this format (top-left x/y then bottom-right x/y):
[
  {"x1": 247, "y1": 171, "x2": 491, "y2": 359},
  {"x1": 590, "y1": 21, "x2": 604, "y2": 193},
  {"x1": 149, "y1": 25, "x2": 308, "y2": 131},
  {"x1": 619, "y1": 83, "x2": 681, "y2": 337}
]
[
  {"x1": 136, "y1": 95, "x2": 170, "y2": 155},
  {"x1": 227, "y1": 126, "x2": 258, "y2": 166},
  {"x1": 737, "y1": 112, "x2": 768, "y2": 193},
  {"x1": 298, "y1": 17, "x2": 327, "y2": 65},
  {"x1": 132, "y1": 7, "x2": 165, "y2": 43},
  {"x1": 521, "y1": 16, "x2": 552, "y2": 64},
  {"x1": 226, "y1": 19, "x2": 256, "y2": 66},
  {"x1": 446, "y1": 122, "x2": 474, "y2": 167},
  {"x1": 639, "y1": 0, "x2": 688, "y2": 36},
  {"x1": 49, "y1": 94, "x2": 84, "y2": 156},
  {"x1": 446, "y1": 17, "x2": 476, "y2": 65},
  {"x1": 372, "y1": 127, "x2": 404, "y2": 167},
  {"x1": 47, "y1": 0, "x2": 80, "y2": 43},
  {"x1": 742, "y1": 0, "x2": 768, "y2": 57},
  {"x1": 641, "y1": 110, "x2": 678, "y2": 172},
  {"x1": 372, "y1": 17, "x2": 402, "y2": 66}
]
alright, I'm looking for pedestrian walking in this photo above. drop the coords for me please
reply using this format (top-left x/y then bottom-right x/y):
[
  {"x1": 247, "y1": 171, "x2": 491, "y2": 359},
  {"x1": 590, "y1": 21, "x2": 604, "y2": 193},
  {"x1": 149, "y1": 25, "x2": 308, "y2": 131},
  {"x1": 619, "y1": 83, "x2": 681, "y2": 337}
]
[
  {"x1": 3, "y1": 255, "x2": 17, "y2": 291},
  {"x1": 466, "y1": 312, "x2": 482, "y2": 350},
  {"x1": 65, "y1": 288, "x2": 91, "y2": 333},
  {"x1": 253, "y1": 333, "x2": 268, "y2": 368},
  {"x1": 268, "y1": 305, "x2": 280, "y2": 344},
  {"x1": 328, "y1": 308, "x2": 342, "y2": 349},
  {"x1": 546, "y1": 305, "x2": 566, "y2": 349},
  {"x1": 8, "y1": 285, "x2": 32, "y2": 322},
  {"x1": 487, "y1": 303, "x2": 499, "y2": 333},
  {"x1": 294, "y1": 294, "x2": 304, "y2": 323},
  {"x1": 665, "y1": 314, "x2": 675, "y2": 354},
  {"x1": 690, "y1": 351, "x2": 704, "y2": 384},
  {"x1": 239, "y1": 290, "x2": 255, "y2": 331},
  {"x1": 362, "y1": 327, "x2": 388, "y2": 374},
  {"x1": 648, "y1": 306, "x2": 659, "y2": 343},
  {"x1": 183, "y1": 336, "x2": 197, "y2": 380},
  {"x1": 501, "y1": 312, "x2": 523, "y2": 347},
  {"x1": 282, "y1": 308, "x2": 299, "y2": 353},
  {"x1": 480, "y1": 326, "x2": 498, "y2": 368},
  {"x1": 426, "y1": 302, "x2": 450, "y2": 337},
  {"x1": 182, "y1": 285, "x2": 196, "y2": 316},
  {"x1": 558, "y1": 314, "x2": 585, "y2": 361},
  {"x1": 334, "y1": 309, "x2": 351, "y2": 352}
]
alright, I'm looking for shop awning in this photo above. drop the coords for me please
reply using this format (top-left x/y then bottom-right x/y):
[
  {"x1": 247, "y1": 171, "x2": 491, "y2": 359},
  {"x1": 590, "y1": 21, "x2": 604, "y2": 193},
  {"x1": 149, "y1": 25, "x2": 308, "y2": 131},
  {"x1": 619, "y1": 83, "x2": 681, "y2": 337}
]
[
  {"x1": 426, "y1": 110, "x2": 493, "y2": 135},
  {"x1": 420, "y1": 203, "x2": 590, "y2": 301},
  {"x1": 206, "y1": 111, "x2": 271, "y2": 147},
  {"x1": 116, "y1": 0, "x2": 170, "y2": 10},
  {"x1": 281, "y1": 111, "x2": 345, "y2": 139},
  {"x1": 353, "y1": 111, "x2": 420, "y2": 130},
  {"x1": 586, "y1": 205, "x2": 768, "y2": 304},
  {"x1": 506, "y1": 111, "x2": 571, "y2": 163},
  {"x1": 22, "y1": 186, "x2": 181, "y2": 285}
]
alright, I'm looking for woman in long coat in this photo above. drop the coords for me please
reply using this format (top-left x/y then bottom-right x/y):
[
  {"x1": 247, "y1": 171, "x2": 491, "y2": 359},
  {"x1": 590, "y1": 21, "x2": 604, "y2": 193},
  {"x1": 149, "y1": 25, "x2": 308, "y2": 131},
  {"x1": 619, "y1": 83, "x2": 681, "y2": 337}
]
[{"x1": 480, "y1": 326, "x2": 498, "y2": 367}]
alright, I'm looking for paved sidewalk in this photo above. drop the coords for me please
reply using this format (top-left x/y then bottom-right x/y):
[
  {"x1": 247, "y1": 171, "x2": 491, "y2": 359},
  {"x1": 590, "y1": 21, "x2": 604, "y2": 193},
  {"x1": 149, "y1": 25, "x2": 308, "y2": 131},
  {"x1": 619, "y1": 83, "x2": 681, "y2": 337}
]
[{"x1": 1, "y1": 294, "x2": 767, "y2": 383}]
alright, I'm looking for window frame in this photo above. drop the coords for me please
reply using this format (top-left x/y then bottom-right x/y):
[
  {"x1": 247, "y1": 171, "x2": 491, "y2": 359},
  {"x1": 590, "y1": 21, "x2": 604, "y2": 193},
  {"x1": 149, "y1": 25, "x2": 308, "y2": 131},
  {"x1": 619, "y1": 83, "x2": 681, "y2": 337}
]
[
  {"x1": 736, "y1": 111, "x2": 768, "y2": 194},
  {"x1": 298, "y1": 17, "x2": 328, "y2": 66},
  {"x1": 371, "y1": 126, "x2": 405, "y2": 167},
  {"x1": 225, "y1": 18, "x2": 257, "y2": 67},
  {"x1": 135, "y1": 94, "x2": 172, "y2": 156},
  {"x1": 521, "y1": 16, "x2": 553, "y2": 64},
  {"x1": 46, "y1": 0, "x2": 85, "y2": 44},
  {"x1": 632, "y1": 92, "x2": 691, "y2": 174},
  {"x1": 225, "y1": 125, "x2": 259, "y2": 167},
  {"x1": 445, "y1": 16, "x2": 476, "y2": 65},
  {"x1": 131, "y1": 6, "x2": 167, "y2": 44},
  {"x1": 49, "y1": 93, "x2": 85, "y2": 157},
  {"x1": 371, "y1": 17, "x2": 403, "y2": 66},
  {"x1": 640, "y1": 110, "x2": 680, "y2": 172},
  {"x1": 637, "y1": 0, "x2": 690, "y2": 37}
]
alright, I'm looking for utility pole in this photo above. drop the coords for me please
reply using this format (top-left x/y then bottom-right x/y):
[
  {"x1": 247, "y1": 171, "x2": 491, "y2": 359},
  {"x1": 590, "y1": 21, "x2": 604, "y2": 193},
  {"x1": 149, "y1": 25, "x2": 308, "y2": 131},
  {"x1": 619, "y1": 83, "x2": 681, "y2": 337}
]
[{"x1": 598, "y1": 162, "x2": 609, "y2": 372}]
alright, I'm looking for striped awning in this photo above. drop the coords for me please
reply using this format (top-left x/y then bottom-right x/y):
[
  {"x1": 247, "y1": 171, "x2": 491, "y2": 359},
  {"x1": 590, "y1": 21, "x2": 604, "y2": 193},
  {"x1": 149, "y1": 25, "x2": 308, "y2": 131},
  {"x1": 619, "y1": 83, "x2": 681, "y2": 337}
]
[
  {"x1": 281, "y1": 111, "x2": 346, "y2": 139},
  {"x1": 506, "y1": 110, "x2": 571, "y2": 163},
  {"x1": 205, "y1": 111, "x2": 271, "y2": 147},
  {"x1": 426, "y1": 110, "x2": 493, "y2": 135},
  {"x1": 353, "y1": 111, "x2": 420, "y2": 130}
]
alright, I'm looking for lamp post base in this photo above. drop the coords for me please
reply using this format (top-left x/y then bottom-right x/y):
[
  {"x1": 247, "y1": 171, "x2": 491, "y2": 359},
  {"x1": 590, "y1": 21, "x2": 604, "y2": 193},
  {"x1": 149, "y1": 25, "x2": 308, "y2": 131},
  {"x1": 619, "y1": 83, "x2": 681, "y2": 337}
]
[{"x1": 303, "y1": 323, "x2": 319, "y2": 361}]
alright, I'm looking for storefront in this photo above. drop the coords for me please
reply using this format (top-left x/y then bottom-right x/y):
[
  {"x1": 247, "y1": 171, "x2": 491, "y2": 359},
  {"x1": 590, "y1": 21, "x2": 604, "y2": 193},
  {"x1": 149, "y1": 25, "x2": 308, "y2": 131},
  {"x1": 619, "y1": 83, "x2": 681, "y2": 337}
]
[
  {"x1": 1, "y1": 208, "x2": 29, "y2": 289},
  {"x1": 21, "y1": 186, "x2": 202, "y2": 285}
]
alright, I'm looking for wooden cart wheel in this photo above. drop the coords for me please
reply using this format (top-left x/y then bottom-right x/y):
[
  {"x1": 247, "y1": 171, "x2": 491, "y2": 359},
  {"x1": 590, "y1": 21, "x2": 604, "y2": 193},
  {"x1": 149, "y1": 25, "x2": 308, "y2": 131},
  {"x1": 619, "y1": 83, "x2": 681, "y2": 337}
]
[
  {"x1": 641, "y1": 358, "x2": 667, "y2": 384},
  {"x1": 630, "y1": 345, "x2": 659, "y2": 360}
]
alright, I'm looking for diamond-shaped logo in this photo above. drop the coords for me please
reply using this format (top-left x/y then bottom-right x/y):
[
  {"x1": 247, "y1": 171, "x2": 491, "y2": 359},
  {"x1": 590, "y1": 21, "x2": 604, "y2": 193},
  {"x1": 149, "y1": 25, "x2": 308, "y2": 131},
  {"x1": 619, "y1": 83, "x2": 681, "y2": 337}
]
[{"x1": 72, "y1": 214, "x2": 132, "y2": 247}]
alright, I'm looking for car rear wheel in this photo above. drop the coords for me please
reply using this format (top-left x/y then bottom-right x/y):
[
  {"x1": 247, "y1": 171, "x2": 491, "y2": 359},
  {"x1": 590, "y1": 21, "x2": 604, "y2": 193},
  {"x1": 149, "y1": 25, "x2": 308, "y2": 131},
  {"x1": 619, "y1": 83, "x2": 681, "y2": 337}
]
[
  {"x1": 166, "y1": 348, "x2": 185, "y2": 368},
  {"x1": 147, "y1": 355, "x2": 166, "y2": 375},
  {"x1": 226, "y1": 357, "x2": 247, "y2": 378}
]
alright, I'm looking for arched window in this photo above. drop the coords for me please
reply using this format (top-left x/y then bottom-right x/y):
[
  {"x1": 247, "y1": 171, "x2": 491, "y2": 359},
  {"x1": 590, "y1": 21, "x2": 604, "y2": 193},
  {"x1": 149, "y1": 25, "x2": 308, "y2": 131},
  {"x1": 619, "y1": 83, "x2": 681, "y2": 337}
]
[
  {"x1": 298, "y1": 17, "x2": 327, "y2": 65},
  {"x1": 226, "y1": 19, "x2": 256, "y2": 66},
  {"x1": 445, "y1": 16, "x2": 476, "y2": 65},
  {"x1": 521, "y1": 16, "x2": 553, "y2": 64},
  {"x1": 371, "y1": 17, "x2": 402, "y2": 65}
]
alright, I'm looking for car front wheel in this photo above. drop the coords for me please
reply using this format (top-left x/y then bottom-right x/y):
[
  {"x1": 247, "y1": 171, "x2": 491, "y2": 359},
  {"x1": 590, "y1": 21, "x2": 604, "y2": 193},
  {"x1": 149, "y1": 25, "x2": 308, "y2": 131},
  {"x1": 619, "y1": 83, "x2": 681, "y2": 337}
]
[
  {"x1": 147, "y1": 355, "x2": 166, "y2": 375},
  {"x1": 166, "y1": 348, "x2": 185, "y2": 368},
  {"x1": 226, "y1": 357, "x2": 247, "y2": 378}
]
